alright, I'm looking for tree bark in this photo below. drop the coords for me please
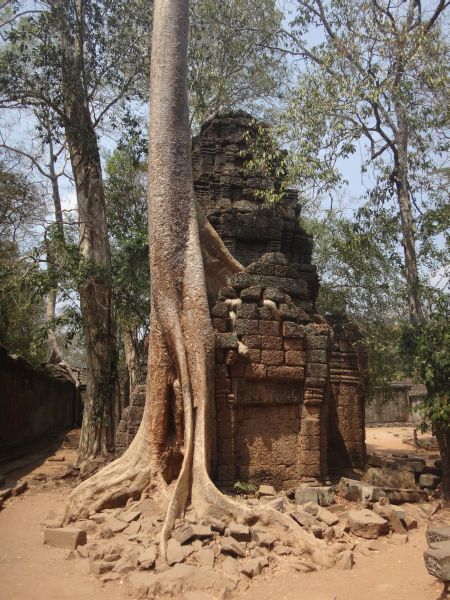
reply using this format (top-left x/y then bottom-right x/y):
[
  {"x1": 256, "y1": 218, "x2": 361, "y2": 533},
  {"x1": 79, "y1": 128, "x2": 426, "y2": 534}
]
[
  {"x1": 46, "y1": 130, "x2": 64, "y2": 365},
  {"x1": 57, "y1": 0, "x2": 120, "y2": 463},
  {"x1": 436, "y1": 428, "x2": 450, "y2": 504},
  {"x1": 393, "y1": 103, "x2": 425, "y2": 326},
  {"x1": 122, "y1": 327, "x2": 139, "y2": 394}
]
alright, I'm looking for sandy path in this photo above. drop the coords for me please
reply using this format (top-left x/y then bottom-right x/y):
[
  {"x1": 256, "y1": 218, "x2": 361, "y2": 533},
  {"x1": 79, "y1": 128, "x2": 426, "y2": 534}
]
[
  {"x1": 236, "y1": 527, "x2": 441, "y2": 600},
  {"x1": 0, "y1": 427, "x2": 446, "y2": 600},
  {"x1": 0, "y1": 487, "x2": 127, "y2": 600}
]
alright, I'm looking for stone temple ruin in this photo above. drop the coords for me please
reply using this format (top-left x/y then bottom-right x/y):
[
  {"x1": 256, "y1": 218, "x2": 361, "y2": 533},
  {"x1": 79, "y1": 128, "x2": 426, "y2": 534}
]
[{"x1": 116, "y1": 111, "x2": 367, "y2": 489}]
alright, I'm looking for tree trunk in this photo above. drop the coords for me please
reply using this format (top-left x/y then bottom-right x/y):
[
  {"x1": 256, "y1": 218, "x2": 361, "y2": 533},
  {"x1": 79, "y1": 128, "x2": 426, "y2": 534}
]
[
  {"x1": 65, "y1": 0, "x2": 334, "y2": 567},
  {"x1": 57, "y1": 0, "x2": 119, "y2": 463},
  {"x1": 393, "y1": 103, "x2": 425, "y2": 326},
  {"x1": 46, "y1": 131, "x2": 64, "y2": 365},
  {"x1": 122, "y1": 327, "x2": 139, "y2": 396},
  {"x1": 436, "y1": 428, "x2": 450, "y2": 503}
]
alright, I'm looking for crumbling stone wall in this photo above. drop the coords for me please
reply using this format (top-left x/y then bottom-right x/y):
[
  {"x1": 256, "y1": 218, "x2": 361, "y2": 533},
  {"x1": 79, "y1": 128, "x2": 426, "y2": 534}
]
[
  {"x1": 0, "y1": 345, "x2": 81, "y2": 455},
  {"x1": 116, "y1": 111, "x2": 366, "y2": 488}
]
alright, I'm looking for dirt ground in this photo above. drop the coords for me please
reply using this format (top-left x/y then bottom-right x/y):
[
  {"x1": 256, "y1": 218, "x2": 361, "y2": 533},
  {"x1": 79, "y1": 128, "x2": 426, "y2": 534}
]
[{"x1": 0, "y1": 426, "x2": 447, "y2": 600}]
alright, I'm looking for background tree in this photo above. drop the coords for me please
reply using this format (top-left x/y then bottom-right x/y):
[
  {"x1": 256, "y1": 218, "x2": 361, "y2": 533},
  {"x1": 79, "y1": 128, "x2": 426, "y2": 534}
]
[
  {"x1": 188, "y1": 0, "x2": 286, "y2": 126},
  {"x1": 0, "y1": 0, "x2": 150, "y2": 463}
]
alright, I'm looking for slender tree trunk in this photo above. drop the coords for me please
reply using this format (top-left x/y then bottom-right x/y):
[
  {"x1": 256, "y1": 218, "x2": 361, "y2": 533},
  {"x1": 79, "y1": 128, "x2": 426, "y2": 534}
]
[
  {"x1": 122, "y1": 327, "x2": 139, "y2": 394},
  {"x1": 46, "y1": 131, "x2": 65, "y2": 364},
  {"x1": 393, "y1": 103, "x2": 425, "y2": 326},
  {"x1": 435, "y1": 428, "x2": 450, "y2": 503},
  {"x1": 57, "y1": 0, "x2": 119, "y2": 463}
]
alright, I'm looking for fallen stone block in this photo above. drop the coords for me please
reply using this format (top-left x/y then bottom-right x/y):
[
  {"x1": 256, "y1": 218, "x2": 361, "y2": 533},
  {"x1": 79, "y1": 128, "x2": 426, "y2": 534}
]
[
  {"x1": 138, "y1": 546, "x2": 157, "y2": 569},
  {"x1": 290, "y1": 508, "x2": 315, "y2": 528},
  {"x1": 338, "y1": 478, "x2": 384, "y2": 502},
  {"x1": 303, "y1": 501, "x2": 320, "y2": 516},
  {"x1": 44, "y1": 527, "x2": 87, "y2": 549},
  {"x1": 348, "y1": 510, "x2": 389, "y2": 539},
  {"x1": 424, "y1": 542, "x2": 450, "y2": 582},
  {"x1": 295, "y1": 485, "x2": 335, "y2": 507},
  {"x1": 364, "y1": 467, "x2": 416, "y2": 489},
  {"x1": 89, "y1": 559, "x2": 114, "y2": 575},
  {"x1": 240, "y1": 557, "x2": 263, "y2": 578},
  {"x1": 103, "y1": 517, "x2": 128, "y2": 533},
  {"x1": 173, "y1": 524, "x2": 213, "y2": 545},
  {"x1": 229, "y1": 521, "x2": 251, "y2": 542},
  {"x1": 252, "y1": 529, "x2": 277, "y2": 548},
  {"x1": 317, "y1": 507, "x2": 339, "y2": 526},
  {"x1": 220, "y1": 536, "x2": 245, "y2": 557},
  {"x1": 11, "y1": 481, "x2": 28, "y2": 497},
  {"x1": 427, "y1": 526, "x2": 450, "y2": 545},
  {"x1": 194, "y1": 548, "x2": 215, "y2": 568},
  {"x1": 257, "y1": 484, "x2": 276, "y2": 498},
  {"x1": 167, "y1": 538, "x2": 186, "y2": 565}
]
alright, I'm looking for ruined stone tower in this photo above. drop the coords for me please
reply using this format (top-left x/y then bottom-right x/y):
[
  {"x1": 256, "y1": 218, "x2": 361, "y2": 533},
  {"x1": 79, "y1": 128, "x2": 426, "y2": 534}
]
[{"x1": 116, "y1": 111, "x2": 366, "y2": 490}]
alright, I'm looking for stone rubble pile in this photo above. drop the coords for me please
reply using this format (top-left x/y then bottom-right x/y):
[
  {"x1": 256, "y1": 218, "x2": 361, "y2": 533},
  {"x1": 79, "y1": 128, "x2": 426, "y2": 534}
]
[{"x1": 43, "y1": 482, "x2": 426, "y2": 598}]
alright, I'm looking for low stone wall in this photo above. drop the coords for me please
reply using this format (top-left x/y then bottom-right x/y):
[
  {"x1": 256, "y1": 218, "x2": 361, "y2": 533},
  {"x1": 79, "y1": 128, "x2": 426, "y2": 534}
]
[
  {"x1": 0, "y1": 346, "x2": 81, "y2": 454},
  {"x1": 365, "y1": 383, "x2": 425, "y2": 424}
]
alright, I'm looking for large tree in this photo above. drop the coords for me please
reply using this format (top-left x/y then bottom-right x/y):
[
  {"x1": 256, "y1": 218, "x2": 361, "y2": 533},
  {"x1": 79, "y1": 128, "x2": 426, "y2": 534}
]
[
  {"x1": 66, "y1": 0, "x2": 331, "y2": 565},
  {"x1": 0, "y1": 0, "x2": 149, "y2": 462}
]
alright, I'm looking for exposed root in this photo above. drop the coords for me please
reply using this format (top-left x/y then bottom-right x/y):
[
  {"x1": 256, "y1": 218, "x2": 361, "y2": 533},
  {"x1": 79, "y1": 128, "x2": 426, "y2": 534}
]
[{"x1": 65, "y1": 416, "x2": 163, "y2": 522}]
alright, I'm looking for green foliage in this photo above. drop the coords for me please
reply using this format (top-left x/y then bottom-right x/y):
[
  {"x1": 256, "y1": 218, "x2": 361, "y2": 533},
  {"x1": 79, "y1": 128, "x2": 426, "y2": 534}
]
[
  {"x1": 105, "y1": 144, "x2": 150, "y2": 338},
  {"x1": 188, "y1": 0, "x2": 286, "y2": 127},
  {"x1": 233, "y1": 481, "x2": 257, "y2": 495},
  {"x1": 400, "y1": 295, "x2": 450, "y2": 432}
]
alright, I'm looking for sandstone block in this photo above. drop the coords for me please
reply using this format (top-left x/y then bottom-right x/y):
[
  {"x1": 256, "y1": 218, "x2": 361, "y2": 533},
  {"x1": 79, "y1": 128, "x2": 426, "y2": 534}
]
[
  {"x1": 338, "y1": 550, "x2": 353, "y2": 570},
  {"x1": 44, "y1": 528, "x2": 87, "y2": 550},
  {"x1": 261, "y1": 350, "x2": 283, "y2": 365},
  {"x1": 348, "y1": 510, "x2": 389, "y2": 539},
  {"x1": 317, "y1": 507, "x2": 340, "y2": 526},
  {"x1": 427, "y1": 526, "x2": 450, "y2": 545},
  {"x1": 364, "y1": 467, "x2": 416, "y2": 489},
  {"x1": 220, "y1": 536, "x2": 245, "y2": 557},
  {"x1": 282, "y1": 322, "x2": 305, "y2": 338},
  {"x1": 424, "y1": 541, "x2": 450, "y2": 581},
  {"x1": 258, "y1": 321, "x2": 280, "y2": 336},
  {"x1": 194, "y1": 548, "x2": 214, "y2": 568},
  {"x1": 257, "y1": 484, "x2": 276, "y2": 497},
  {"x1": 138, "y1": 547, "x2": 157, "y2": 569},
  {"x1": 285, "y1": 351, "x2": 306, "y2": 366},
  {"x1": 239, "y1": 557, "x2": 266, "y2": 577},
  {"x1": 235, "y1": 319, "x2": 259, "y2": 335},
  {"x1": 229, "y1": 521, "x2": 251, "y2": 542},
  {"x1": 167, "y1": 538, "x2": 185, "y2": 565},
  {"x1": 295, "y1": 485, "x2": 335, "y2": 507},
  {"x1": 252, "y1": 530, "x2": 277, "y2": 548},
  {"x1": 89, "y1": 559, "x2": 114, "y2": 575},
  {"x1": 291, "y1": 509, "x2": 315, "y2": 528}
]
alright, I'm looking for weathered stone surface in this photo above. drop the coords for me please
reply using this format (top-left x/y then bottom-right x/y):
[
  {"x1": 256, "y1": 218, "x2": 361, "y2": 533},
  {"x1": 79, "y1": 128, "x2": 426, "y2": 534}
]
[
  {"x1": 364, "y1": 467, "x2": 416, "y2": 489},
  {"x1": 291, "y1": 508, "x2": 315, "y2": 528},
  {"x1": 44, "y1": 528, "x2": 87, "y2": 550},
  {"x1": 419, "y1": 473, "x2": 441, "y2": 489},
  {"x1": 252, "y1": 529, "x2": 277, "y2": 548},
  {"x1": 220, "y1": 536, "x2": 246, "y2": 557},
  {"x1": 295, "y1": 486, "x2": 318, "y2": 505},
  {"x1": 167, "y1": 538, "x2": 185, "y2": 565},
  {"x1": 337, "y1": 550, "x2": 353, "y2": 570},
  {"x1": 303, "y1": 501, "x2": 320, "y2": 516},
  {"x1": 173, "y1": 524, "x2": 213, "y2": 544},
  {"x1": 121, "y1": 510, "x2": 141, "y2": 523},
  {"x1": 89, "y1": 559, "x2": 114, "y2": 575},
  {"x1": 138, "y1": 546, "x2": 157, "y2": 570},
  {"x1": 317, "y1": 507, "x2": 340, "y2": 526},
  {"x1": 241, "y1": 556, "x2": 268, "y2": 578},
  {"x1": 348, "y1": 510, "x2": 389, "y2": 539},
  {"x1": 427, "y1": 526, "x2": 450, "y2": 545},
  {"x1": 194, "y1": 548, "x2": 215, "y2": 568},
  {"x1": 129, "y1": 563, "x2": 236, "y2": 598},
  {"x1": 104, "y1": 517, "x2": 128, "y2": 533},
  {"x1": 257, "y1": 484, "x2": 276, "y2": 497},
  {"x1": 424, "y1": 541, "x2": 450, "y2": 582},
  {"x1": 338, "y1": 477, "x2": 384, "y2": 502},
  {"x1": 229, "y1": 521, "x2": 251, "y2": 542}
]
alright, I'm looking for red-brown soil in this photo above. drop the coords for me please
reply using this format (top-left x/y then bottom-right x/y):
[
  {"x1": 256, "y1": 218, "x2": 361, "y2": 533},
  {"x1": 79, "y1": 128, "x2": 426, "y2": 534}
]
[{"x1": 0, "y1": 426, "x2": 447, "y2": 600}]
